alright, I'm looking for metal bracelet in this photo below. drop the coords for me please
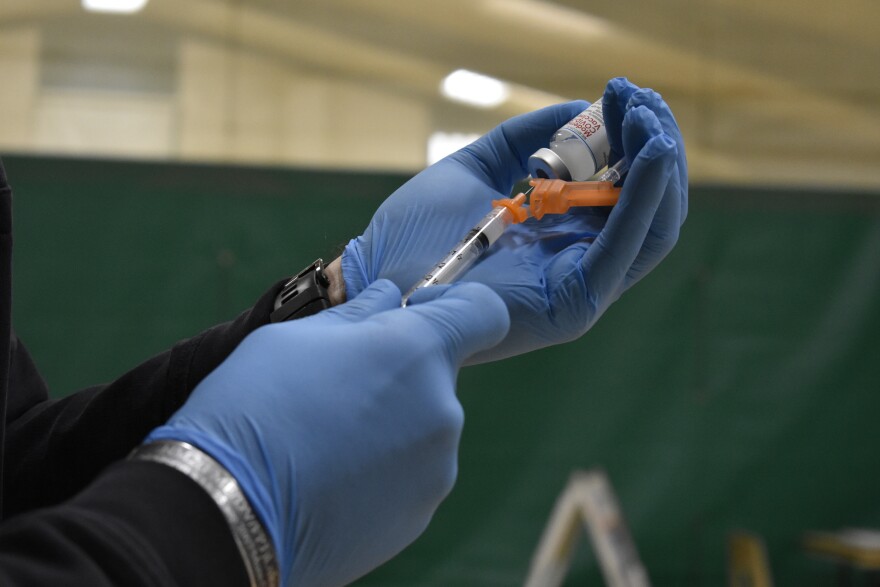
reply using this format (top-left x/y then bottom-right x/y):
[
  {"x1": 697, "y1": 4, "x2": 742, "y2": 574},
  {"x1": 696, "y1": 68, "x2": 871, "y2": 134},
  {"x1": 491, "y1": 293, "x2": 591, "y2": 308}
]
[{"x1": 129, "y1": 440, "x2": 280, "y2": 587}]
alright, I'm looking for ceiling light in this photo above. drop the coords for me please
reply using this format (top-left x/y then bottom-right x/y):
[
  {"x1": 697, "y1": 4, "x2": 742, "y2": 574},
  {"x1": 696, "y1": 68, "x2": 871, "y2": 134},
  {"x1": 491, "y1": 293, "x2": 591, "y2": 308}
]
[
  {"x1": 441, "y1": 69, "x2": 510, "y2": 109},
  {"x1": 82, "y1": 0, "x2": 149, "y2": 14}
]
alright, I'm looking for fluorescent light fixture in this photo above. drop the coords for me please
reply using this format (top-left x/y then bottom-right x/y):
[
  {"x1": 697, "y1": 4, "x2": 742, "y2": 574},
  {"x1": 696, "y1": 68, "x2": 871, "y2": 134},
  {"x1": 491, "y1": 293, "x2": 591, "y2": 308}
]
[
  {"x1": 441, "y1": 69, "x2": 510, "y2": 108},
  {"x1": 82, "y1": 0, "x2": 149, "y2": 13},
  {"x1": 427, "y1": 132, "x2": 481, "y2": 165}
]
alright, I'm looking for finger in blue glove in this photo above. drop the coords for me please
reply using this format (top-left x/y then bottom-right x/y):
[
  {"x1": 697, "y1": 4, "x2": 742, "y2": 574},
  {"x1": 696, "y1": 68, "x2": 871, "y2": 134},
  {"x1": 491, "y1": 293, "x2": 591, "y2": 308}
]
[
  {"x1": 147, "y1": 279, "x2": 509, "y2": 586},
  {"x1": 344, "y1": 79, "x2": 688, "y2": 363}
]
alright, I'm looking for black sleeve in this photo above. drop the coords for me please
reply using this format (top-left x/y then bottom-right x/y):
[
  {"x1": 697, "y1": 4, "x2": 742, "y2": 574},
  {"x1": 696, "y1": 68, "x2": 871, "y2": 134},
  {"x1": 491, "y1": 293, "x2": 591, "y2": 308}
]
[
  {"x1": 0, "y1": 459, "x2": 249, "y2": 587},
  {"x1": 3, "y1": 280, "x2": 286, "y2": 519}
]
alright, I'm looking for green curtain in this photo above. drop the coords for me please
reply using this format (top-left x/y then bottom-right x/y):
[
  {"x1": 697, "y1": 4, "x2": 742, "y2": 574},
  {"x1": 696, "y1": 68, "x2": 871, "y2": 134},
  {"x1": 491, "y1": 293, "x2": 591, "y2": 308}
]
[{"x1": 6, "y1": 155, "x2": 880, "y2": 586}]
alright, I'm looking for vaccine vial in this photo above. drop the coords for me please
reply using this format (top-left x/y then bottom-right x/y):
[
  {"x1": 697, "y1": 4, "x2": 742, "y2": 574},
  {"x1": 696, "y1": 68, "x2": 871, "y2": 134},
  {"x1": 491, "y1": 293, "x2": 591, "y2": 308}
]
[{"x1": 528, "y1": 100, "x2": 610, "y2": 181}]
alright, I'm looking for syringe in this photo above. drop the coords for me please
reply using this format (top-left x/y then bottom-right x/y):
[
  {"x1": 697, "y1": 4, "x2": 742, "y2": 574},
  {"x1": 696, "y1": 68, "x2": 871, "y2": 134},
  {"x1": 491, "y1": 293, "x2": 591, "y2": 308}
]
[
  {"x1": 529, "y1": 158, "x2": 629, "y2": 219},
  {"x1": 596, "y1": 157, "x2": 629, "y2": 184},
  {"x1": 400, "y1": 158, "x2": 628, "y2": 306},
  {"x1": 401, "y1": 193, "x2": 528, "y2": 306}
]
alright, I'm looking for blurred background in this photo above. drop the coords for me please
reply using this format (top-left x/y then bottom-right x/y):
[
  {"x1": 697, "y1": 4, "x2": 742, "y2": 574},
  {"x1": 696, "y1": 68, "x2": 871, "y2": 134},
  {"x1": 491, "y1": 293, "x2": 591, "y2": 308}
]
[
  {"x1": 2, "y1": 0, "x2": 880, "y2": 585},
  {"x1": 3, "y1": 0, "x2": 880, "y2": 187}
]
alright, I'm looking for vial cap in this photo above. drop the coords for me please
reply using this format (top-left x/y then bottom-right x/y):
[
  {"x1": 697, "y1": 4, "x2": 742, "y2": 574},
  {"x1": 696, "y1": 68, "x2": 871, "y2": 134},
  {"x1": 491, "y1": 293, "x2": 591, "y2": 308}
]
[{"x1": 527, "y1": 148, "x2": 573, "y2": 181}]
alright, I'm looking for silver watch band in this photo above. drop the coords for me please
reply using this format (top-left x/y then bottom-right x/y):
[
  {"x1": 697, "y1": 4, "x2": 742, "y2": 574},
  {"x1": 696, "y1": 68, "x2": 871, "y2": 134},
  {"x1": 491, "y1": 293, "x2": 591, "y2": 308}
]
[{"x1": 129, "y1": 440, "x2": 280, "y2": 587}]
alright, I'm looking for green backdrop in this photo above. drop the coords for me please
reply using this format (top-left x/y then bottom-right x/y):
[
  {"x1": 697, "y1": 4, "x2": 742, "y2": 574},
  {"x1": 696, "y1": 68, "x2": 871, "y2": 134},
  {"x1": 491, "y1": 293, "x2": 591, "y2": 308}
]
[{"x1": 4, "y1": 155, "x2": 880, "y2": 586}]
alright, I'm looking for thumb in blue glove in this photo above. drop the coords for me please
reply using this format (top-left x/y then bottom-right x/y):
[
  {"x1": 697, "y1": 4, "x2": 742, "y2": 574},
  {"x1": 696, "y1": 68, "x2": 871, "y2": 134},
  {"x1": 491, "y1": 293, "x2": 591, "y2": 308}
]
[
  {"x1": 146, "y1": 279, "x2": 509, "y2": 587},
  {"x1": 342, "y1": 100, "x2": 588, "y2": 301},
  {"x1": 343, "y1": 79, "x2": 687, "y2": 363}
]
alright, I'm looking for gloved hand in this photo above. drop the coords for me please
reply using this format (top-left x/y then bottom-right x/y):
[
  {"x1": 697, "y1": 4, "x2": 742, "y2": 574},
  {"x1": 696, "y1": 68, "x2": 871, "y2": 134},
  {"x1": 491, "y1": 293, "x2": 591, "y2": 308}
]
[
  {"x1": 147, "y1": 280, "x2": 510, "y2": 587},
  {"x1": 343, "y1": 77, "x2": 687, "y2": 362}
]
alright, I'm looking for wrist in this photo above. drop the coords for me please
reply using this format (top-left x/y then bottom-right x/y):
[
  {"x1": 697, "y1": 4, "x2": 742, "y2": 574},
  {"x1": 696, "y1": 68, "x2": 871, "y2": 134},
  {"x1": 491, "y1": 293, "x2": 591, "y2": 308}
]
[
  {"x1": 340, "y1": 241, "x2": 371, "y2": 301},
  {"x1": 130, "y1": 440, "x2": 280, "y2": 587},
  {"x1": 325, "y1": 256, "x2": 346, "y2": 306}
]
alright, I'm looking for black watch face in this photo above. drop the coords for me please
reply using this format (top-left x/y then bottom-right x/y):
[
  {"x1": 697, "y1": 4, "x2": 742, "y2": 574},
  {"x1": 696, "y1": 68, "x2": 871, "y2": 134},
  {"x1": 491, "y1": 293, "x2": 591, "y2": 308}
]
[{"x1": 271, "y1": 260, "x2": 330, "y2": 322}]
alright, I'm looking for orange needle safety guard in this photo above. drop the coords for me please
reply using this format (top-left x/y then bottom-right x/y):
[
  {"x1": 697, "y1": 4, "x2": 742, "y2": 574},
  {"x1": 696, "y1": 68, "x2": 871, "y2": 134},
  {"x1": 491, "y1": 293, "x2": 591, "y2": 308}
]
[
  {"x1": 527, "y1": 178, "x2": 621, "y2": 220},
  {"x1": 489, "y1": 192, "x2": 529, "y2": 223}
]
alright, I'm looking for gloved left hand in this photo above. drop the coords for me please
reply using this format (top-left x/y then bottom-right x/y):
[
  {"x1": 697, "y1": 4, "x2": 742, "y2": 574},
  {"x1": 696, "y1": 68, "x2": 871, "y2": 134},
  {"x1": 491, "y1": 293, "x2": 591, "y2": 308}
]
[
  {"x1": 343, "y1": 78, "x2": 687, "y2": 362},
  {"x1": 146, "y1": 279, "x2": 509, "y2": 587}
]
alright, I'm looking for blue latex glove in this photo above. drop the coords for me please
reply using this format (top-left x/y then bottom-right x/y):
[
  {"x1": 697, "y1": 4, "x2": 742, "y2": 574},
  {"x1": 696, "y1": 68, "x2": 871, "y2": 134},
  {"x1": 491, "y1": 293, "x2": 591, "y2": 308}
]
[
  {"x1": 343, "y1": 77, "x2": 687, "y2": 361},
  {"x1": 147, "y1": 280, "x2": 510, "y2": 587}
]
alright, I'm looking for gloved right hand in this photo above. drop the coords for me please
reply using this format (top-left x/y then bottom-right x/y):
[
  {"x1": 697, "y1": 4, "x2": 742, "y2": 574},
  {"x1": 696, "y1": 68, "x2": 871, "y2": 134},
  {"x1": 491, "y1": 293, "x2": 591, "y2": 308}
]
[{"x1": 146, "y1": 279, "x2": 510, "y2": 587}]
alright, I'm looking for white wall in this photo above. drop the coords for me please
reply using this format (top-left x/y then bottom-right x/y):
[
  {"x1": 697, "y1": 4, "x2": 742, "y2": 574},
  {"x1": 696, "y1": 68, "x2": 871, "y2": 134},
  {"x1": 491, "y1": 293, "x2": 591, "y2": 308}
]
[
  {"x1": 0, "y1": 25, "x2": 431, "y2": 172},
  {"x1": 176, "y1": 39, "x2": 429, "y2": 170},
  {"x1": 0, "y1": 28, "x2": 40, "y2": 150}
]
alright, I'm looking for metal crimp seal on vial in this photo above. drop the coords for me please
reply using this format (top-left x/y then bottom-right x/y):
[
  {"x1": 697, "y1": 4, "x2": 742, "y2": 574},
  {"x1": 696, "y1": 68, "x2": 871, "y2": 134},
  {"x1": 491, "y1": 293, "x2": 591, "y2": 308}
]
[{"x1": 528, "y1": 148, "x2": 573, "y2": 181}]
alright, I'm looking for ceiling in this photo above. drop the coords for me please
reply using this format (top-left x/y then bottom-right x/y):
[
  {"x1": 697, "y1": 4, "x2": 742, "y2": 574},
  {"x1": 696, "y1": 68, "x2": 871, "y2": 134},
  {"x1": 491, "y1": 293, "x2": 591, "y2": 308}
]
[{"x1": 2, "y1": 0, "x2": 880, "y2": 190}]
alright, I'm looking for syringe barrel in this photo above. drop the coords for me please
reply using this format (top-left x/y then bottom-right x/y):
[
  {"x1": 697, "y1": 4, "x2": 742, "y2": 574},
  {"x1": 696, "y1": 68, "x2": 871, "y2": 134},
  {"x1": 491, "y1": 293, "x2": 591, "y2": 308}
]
[{"x1": 401, "y1": 205, "x2": 514, "y2": 305}]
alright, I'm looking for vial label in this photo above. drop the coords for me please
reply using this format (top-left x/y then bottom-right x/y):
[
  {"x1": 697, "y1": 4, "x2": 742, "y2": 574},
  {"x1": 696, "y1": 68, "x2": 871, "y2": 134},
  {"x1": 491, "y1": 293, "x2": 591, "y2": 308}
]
[{"x1": 563, "y1": 102, "x2": 604, "y2": 140}]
